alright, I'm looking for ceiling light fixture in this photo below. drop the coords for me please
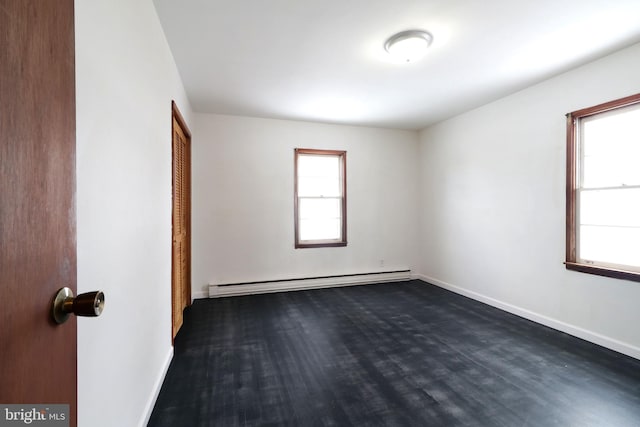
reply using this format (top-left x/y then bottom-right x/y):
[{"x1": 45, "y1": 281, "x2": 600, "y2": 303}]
[{"x1": 384, "y1": 30, "x2": 433, "y2": 63}]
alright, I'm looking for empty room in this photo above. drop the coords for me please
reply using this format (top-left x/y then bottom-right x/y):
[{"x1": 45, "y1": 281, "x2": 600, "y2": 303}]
[{"x1": 3, "y1": 1, "x2": 640, "y2": 426}]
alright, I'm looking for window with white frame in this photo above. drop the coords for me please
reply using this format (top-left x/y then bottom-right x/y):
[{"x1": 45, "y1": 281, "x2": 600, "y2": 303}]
[
  {"x1": 566, "y1": 93, "x2": 640, "y2": 281},
  {"x1": 294, "y1": 148, "x2": 347, "y2": 248}
]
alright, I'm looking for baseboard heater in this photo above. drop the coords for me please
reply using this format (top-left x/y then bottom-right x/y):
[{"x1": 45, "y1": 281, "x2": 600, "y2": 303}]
[{"x1": 209, "y1": 270, "x2": 411, "y2": 298}]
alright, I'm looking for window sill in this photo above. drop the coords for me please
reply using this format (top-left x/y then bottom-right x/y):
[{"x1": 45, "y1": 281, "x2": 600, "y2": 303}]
[
  {"x1": 295, "y1": 242, "x2": 347, "y2": 249},
  {"x1": 565, "y1": 261, "x2": 640, "y2": 283}
]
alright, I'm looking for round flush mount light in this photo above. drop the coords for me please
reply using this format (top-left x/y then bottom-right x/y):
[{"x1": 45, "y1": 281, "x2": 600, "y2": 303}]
[{"x1": 384, "y1": 30, "x2": 433, "y2": 63}]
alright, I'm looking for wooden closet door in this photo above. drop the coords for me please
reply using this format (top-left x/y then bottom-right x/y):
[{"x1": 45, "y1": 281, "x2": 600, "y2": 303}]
[{"x1": 172, "y1": 103, "x2": 191, "y2": 339}]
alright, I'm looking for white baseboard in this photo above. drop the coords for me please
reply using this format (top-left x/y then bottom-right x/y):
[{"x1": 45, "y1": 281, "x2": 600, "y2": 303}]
[
  {"x1": 138, "y1": 347, "x2": 173, "y2": 427},
  {"x1": 191, "y1": 289, "x2": 208, "y2": 300},
  {"x1": 209, "y1": 270, "x2": 411, "y2": 298},
  {"x1": 414, "y1": 273, "x2": 640, "y2": 361}
]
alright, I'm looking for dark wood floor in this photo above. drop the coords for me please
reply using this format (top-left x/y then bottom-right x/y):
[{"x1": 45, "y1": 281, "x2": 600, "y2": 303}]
[{"x1": 148, "y1": 280, "x2": 640, "y2": 426}]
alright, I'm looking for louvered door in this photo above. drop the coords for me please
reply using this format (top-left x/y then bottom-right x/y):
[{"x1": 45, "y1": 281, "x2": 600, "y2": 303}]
[{"x1": 172, "y1": 103, "x2": 191, "y2": 339}]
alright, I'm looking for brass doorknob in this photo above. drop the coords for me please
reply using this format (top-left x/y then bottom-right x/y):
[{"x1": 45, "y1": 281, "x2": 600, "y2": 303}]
[{"x1": 52, "y1": 287, "x2": 105, "y2": 324}]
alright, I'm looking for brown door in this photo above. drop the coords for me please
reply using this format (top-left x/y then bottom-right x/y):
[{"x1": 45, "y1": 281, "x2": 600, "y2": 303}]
[
  {"x1": 171, "y1": 102, "x2": 191, "y2": 339},
  {"x1": 0, "y1": 1, "x2": 78, "y2": 426}
]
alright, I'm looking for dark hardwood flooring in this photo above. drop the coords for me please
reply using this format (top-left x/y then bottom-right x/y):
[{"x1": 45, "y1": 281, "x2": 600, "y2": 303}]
[{"x1": 148, "y1": 280, "x2": 640, "y2": 426}]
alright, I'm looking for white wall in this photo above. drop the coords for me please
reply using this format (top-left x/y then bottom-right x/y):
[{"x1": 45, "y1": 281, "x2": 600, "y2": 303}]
[
  {"x1": 417, "y1": 42, "x2": 640, "y2": 359},
  {"x1": 75, "y1": 0, "x2": 192, "y2": 426},
  {"x1": 192, "y1": 114, "x2": 419, "y2": 297},
  {"x1": 72, "y1": 3, "x2": 640, "y2": 424}
]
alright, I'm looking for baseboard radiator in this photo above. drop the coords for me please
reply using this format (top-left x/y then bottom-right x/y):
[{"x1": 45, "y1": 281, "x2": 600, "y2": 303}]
[{"x1": 209, "y1": 270, "x2": 412, "y2": 298}]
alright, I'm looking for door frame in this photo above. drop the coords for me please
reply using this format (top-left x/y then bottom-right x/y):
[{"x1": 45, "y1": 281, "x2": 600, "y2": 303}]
[{"x1": 171, "y1": 101, "x2": 192, "y2": 341}]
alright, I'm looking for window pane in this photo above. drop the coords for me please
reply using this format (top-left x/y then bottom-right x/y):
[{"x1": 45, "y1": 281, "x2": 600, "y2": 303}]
[
  {"x1": 298, "y1": 198, "x2": 341, "y2": 241},
  {"x1": 580, "y1": 188, "x2": 640, "y2": 227},
  {"x1": 582, "y1": 104, "x2": 640, "y2": 188},
  {"x1": 299, "y1": 219, "x2": 341, "y2": 241},
  {"x1": 298, "y1": 176, "x2": 340, "y2": 197},
  {"x1": 299, "y1": 198, "x2": 341, "y2": 220},
  {"x1": 579, "y1": 225, "x2": 640, "y2": 268},
  {"x1": 583, "y1": 155, "x2": 640, "y2": 189},
  {"x1": 298, "y1": 155, "x2": 340, "y2": 179}
]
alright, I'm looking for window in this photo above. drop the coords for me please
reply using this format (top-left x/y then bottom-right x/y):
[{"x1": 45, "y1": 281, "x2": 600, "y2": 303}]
[
  {"x1": 294, "y1": 148, "x2": 347, "y2": 248},
  {"x1": 566, "y1": 93, "x2": 640, "y2": 281}
]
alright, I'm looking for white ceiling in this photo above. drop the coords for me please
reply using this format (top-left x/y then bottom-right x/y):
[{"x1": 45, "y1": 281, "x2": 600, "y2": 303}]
[{"x1": 153, "y1": 0, "x2": 640, "y2": 130}]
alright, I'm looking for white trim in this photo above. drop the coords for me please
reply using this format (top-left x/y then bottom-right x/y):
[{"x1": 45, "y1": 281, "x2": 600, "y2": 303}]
[
  {"x1": 414, "y1": 273, "x2": 640, "y2": 361},
  {"x1": 138, "y1": 347, "x2": 173, "y2": 427},
  {"x1": 209, "y1": 271, "x2": 411, "y2": 298}
]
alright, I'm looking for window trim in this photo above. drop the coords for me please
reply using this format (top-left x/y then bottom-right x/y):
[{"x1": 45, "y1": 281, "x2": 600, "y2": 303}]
[
  {"x1": 294, "y1": 148, "x2": 347, "y2": 249},
  {"x1": 565, "y1": 92, "x2": 640, "y2": 282}
]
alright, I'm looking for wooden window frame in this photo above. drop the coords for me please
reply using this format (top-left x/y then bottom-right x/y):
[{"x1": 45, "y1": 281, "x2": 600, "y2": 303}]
[
  {"x1": 294, "y1": 148, "x2": 347, "y2": 248},
  {"x1": 565, "y1": 92, "x2": 640, "y2": 282}
]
